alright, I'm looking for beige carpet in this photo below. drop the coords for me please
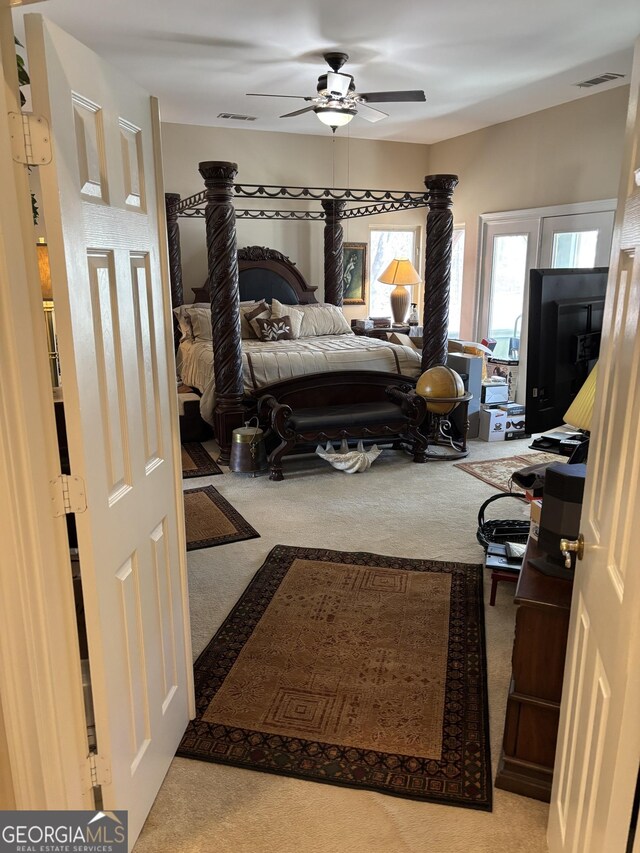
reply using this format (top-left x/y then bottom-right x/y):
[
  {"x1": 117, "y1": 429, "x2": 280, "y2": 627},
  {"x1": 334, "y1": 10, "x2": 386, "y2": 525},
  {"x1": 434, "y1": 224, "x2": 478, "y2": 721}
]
[{"x1": 134, "y1": 437, "x2": 549, "y2": 853}]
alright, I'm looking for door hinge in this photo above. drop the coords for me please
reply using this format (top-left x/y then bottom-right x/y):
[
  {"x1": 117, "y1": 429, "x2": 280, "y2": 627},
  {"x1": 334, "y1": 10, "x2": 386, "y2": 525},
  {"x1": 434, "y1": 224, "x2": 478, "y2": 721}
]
[
  {"x1": 8, "y1": 112, "x2": 52, "y2": 166},
  {"x1": 84, "y1": 752, "x2": 111, "y2": 792},
  {"x1": 49, "y1": 474, "x2": 87, "y2": 516}
]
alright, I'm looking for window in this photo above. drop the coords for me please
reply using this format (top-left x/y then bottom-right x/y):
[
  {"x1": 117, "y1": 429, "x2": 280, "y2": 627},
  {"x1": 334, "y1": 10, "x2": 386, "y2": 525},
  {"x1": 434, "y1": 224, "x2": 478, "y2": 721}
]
[
  {"x1": 487, "y1": 233, "x2": 529, "y2": 360},
  {"x1": 551, "y1": 231, "x2": 598, "y2": 267},
  {"x1": 448, "y1": 227, "x2": 465, "y2": 338},
  {"x1": 369, "y1": 228, "x2": 419, "y2": 318}
]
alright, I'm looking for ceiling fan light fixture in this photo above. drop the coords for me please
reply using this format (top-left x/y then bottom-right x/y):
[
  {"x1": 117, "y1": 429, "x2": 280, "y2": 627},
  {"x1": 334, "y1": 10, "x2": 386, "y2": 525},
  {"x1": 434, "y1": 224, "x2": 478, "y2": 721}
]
[{"x1": 314, "y1": 105, "x2": 356, "y2": 129}]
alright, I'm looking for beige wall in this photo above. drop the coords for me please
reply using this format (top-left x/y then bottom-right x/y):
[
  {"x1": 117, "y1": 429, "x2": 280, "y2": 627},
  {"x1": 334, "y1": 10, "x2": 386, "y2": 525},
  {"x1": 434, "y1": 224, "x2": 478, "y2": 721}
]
[
  {"x1": 428, "y1": 86, "x2": 629, "y2": 338},
  {"x1": 160, "y1": 123, "x2": 430, "y2": 319}
]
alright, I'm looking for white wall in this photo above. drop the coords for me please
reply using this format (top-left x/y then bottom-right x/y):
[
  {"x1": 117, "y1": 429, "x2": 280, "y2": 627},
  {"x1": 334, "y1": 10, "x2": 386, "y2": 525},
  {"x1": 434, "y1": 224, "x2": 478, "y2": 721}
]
[
  {"x1": 428, "y1": 85, "x2": 629, "y2": 339},
  {"x1": 160, "y1": 123, "x2": 430, "y2": 319}
]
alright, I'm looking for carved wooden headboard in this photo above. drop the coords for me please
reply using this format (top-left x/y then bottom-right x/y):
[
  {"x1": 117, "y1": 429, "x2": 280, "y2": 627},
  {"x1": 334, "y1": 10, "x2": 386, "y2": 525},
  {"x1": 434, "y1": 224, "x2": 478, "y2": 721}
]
[{"x1": 190, "y1": 246, "x2": 318, "y2": 305}]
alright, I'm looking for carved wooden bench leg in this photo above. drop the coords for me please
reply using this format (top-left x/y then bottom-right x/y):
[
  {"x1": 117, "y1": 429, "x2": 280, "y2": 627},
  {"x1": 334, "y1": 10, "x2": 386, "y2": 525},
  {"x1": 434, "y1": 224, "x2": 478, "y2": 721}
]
[
  {"x1": 268, "y1": 438, "x2": 296, "y2": 481},
  {"x1": 409, "y1": 427, "x2": 429, "y2": 463}
]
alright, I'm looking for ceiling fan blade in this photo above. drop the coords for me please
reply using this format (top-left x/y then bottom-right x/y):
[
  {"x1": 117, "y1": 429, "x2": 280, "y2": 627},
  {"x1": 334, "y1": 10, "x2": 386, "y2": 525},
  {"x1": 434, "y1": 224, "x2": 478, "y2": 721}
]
[
  {"x1": 246, "y1": 93, "x2": 312, "y2": 100},
  {"x1": 326, "y1": 72, "x2": 351, "y2": 97},
  {"x1": 357, "y1": 102, "x2": 389, "y2": 123},
  {"x1": 279, "y1": 106, "x2": 315, "y2": 118},
  {"x1": 359, "y1": 90, "x2": 426, "y2": 103}
]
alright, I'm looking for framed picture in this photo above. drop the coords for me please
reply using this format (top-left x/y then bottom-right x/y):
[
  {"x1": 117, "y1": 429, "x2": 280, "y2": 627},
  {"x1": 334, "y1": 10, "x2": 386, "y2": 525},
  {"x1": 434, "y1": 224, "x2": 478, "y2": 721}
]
[{"x1": 342, "y1": 242, "x2": 367, "y2": 305}]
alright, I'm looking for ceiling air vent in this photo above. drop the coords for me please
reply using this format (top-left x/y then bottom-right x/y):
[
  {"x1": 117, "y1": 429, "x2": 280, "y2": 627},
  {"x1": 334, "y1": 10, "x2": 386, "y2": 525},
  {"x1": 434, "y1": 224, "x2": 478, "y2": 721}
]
[
  {"x1": 575, "y1": 72, "x2": 625, "y2": 89},
  {"x1": 217, "y1": 112, "x2": 257, "y2": 122}
]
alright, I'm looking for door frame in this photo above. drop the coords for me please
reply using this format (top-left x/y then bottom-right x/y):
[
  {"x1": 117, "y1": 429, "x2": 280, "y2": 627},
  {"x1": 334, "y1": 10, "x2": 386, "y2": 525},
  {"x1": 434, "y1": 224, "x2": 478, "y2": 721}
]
[{"x1": 0, "y1": 4, "x2": 90, "y2": 809}]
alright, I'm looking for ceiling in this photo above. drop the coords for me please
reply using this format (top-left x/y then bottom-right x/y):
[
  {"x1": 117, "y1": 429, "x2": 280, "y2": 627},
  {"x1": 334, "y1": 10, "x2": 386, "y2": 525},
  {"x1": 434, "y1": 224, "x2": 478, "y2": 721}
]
[{"x1": 13, "y1": 0, "x2": 640, "y2": 144}]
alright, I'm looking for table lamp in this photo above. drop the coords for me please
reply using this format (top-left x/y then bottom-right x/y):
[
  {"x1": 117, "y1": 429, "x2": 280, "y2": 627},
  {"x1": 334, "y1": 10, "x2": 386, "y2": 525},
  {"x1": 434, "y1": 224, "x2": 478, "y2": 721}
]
[
  {"x1": 377, "y1": 257, "x2": 421, "y2": 324},
  {"x1": 563, "y1": 361, "x2": 598, "y2": 463}
]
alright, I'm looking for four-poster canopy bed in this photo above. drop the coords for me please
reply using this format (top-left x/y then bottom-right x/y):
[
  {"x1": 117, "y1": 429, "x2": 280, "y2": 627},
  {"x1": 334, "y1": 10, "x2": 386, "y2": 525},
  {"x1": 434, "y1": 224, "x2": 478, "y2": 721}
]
[{"x1": 165, "y1": 161, "x2": 459, "y2": 462}]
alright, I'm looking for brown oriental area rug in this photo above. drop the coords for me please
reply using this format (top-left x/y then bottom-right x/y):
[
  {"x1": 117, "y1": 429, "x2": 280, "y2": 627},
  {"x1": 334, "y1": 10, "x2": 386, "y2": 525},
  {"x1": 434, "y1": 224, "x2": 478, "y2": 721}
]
[
  {"x1": 455, "y1": 452, "x2": 561, "y2": 493},
  {"x1": 184, "y1": 485, "x2": 259, "y2": 551},
  {"x1": 178, "y1": 545, "x2": 492, "y2": 810},
  {"x1": 181, "y1": 442, "x2": 222, "y2": 478}
]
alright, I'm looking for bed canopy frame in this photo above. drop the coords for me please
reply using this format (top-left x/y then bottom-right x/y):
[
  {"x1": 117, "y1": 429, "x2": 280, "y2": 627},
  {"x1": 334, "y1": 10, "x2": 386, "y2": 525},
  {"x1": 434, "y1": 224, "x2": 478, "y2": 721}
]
[{"x1": 165, "y1": 161, "x2": 458, "y2": 459}]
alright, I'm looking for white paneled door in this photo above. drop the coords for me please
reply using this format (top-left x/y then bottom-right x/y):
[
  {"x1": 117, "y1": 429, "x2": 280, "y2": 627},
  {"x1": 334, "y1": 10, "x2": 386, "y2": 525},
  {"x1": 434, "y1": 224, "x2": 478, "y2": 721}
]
[
  {"x1": 547, "y1": 38, "x2": 640, "y2": 853},
  {"x1": 25, "y1": 14, "x2": 193, "y2": 847}
]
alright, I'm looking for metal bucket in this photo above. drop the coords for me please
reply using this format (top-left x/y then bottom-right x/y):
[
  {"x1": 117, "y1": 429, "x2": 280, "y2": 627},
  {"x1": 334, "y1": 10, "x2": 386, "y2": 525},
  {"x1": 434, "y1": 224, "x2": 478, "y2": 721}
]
[{"x1": 229, "y1": 418, "x2": 267, "y2": 475}]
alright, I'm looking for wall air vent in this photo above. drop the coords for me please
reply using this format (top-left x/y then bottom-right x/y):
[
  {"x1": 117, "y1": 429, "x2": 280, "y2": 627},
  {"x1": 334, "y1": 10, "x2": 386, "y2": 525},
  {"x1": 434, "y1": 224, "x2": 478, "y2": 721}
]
[
  {"x1": 217, "y1": 112, "x2": 257, "y2": 121},
  {"x1": 575, "y1": 72, "x2": 625, "y2": 88}
]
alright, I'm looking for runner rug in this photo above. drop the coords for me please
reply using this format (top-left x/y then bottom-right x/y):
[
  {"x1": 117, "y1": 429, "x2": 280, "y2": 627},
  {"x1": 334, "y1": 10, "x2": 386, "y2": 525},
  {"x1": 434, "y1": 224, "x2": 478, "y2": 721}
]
[
  {"x1": 455, "y1": 452, "x2": 561, "y2": 493},
  {"x1": 184, "y1": 485, "x2": 259, "y2": 551},
  {"x1": 178, "y1": 545, "x2": 491, "y2": 810},
  {"x1": 181, "y1": 442, "x2": 222, "y2": 478}
]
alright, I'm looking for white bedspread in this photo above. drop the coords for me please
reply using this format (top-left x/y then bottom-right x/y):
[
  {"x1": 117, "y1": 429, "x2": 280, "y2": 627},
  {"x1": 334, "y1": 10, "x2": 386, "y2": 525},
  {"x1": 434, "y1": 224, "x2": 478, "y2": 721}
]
[{"x1": 177, "y1": 335, "x2": 422, "y2": 426}]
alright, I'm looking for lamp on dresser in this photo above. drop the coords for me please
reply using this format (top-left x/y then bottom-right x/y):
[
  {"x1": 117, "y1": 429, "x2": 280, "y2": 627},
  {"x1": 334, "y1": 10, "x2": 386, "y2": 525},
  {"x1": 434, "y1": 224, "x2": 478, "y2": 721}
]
[{"x1": 377, "y1": 257, "x2": 421, "y2": 325}]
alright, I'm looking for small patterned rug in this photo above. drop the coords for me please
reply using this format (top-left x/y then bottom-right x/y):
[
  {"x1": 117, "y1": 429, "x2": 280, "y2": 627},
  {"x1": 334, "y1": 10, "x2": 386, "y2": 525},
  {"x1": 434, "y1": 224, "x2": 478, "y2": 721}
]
[
  {"x1": 184, "y1": 485, "x2": 259, "y2": 551},
  {"x1": 181, "y1": 442, "x2": 222, "y2": 478},
  {"x1": 455, "y1": 452, "x2": 561, "y2": 493},
  {"x1": 178, "y1": 545, "x2": 491, "y2": 810}
]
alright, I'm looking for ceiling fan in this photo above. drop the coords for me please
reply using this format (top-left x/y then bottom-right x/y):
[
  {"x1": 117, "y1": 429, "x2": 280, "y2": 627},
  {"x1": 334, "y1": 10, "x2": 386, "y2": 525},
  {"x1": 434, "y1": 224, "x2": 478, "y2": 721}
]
[{"x1": 247, "y1": 52, "x2": 425, "y2": 131}]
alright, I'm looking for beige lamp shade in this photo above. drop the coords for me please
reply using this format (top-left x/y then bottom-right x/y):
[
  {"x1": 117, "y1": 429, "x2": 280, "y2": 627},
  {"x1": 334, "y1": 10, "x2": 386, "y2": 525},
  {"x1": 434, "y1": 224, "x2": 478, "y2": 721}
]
[
  {"x1": 564, "y1": 362, "x2": 598, "y2": 431},
  {"x1": 378, "y1": 258, "x2": 421, "y2": 324},
  {"x1": 36, "y1": 241, "x2": 53, "y2": 300}
]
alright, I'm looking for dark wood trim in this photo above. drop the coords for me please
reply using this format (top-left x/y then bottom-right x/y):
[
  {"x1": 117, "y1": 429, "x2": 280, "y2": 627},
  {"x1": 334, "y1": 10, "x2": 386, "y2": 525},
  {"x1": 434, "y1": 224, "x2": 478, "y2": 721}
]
[
  {"x1": 199, "y1": 160, "x2": 245, "y2": 462},
  {"x1": 422, "y1": 174, "x2": 459, "y2": 371},
  {"x1": 321, "y1": 199, "x2": 346, "y2": 305}
]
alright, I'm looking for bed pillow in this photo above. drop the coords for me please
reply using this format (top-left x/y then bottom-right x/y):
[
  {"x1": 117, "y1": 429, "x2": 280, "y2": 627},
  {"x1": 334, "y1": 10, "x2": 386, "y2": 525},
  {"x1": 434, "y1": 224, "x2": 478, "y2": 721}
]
[
  {"x1": 172, "y1": 303, "x2": 212, "y2": 341},
  {"x1": 270, "y1": 298, "x2": 303, "y2": 339},
  {"x1": 240, "y1": 300, "x2": 269, "y2": 339},
  {"x1": 188, "y1": 307, "x2": 214, "y2": 341},
  {"x1": 245, "y1": 301, "x2": 271, "y2": 338},
  {"x1": 255, "y1": 315, "x2": 294, "y2": 341},
  {"x1": 296, "y1": 303, "x2": 353, "y2": 337}
]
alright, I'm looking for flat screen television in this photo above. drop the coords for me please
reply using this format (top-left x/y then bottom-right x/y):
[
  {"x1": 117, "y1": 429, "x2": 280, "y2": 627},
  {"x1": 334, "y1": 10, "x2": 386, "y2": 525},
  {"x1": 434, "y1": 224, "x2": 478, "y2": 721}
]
[{"x1": 525, "y1": 267, "x2": 608, "y2": 436}]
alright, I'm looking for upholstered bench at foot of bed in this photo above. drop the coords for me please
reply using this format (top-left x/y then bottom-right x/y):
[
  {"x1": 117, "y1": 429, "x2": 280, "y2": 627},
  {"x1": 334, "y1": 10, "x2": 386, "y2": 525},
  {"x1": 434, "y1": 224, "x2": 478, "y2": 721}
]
[{"x1": 256, "y1": 373, "x2": 428, "y2": 481}]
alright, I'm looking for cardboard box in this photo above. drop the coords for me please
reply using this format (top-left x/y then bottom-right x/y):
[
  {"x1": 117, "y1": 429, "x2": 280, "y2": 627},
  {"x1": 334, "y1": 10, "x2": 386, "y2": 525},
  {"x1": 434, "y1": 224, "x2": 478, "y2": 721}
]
[
  {"x1": 487, "y1": 357, "x2": 520, "y2": 401},
  {"x1": 481, "y1": 381, "x2": 509, "y2": 405},
  {"x1": 479, "y1": 408, "x2": 506, "y2": 441},
  {"x1": 530, "y1": 499, "x2": 543, "y2": 541},
  {"x1": 499, "y1": 402, "x2": 525, "y2": 416}
]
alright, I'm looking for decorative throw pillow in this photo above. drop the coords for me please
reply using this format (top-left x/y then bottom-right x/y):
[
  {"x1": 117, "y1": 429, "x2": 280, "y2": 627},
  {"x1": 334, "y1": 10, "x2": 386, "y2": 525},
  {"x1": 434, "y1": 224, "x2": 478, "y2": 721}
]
[
  {"x1": 270, "y1": 298, "x2": 303, "y2": 338},
  {"x1": 240, "y1": 299, "x2": 269, "y2": 341},
  {"x1": 245, "y1": 301, "x2": 271, "y2": 338},
  {"x1": 255, "y1": 316, "x2": 294, "y2": 341},
  {"x1": 297, "y1": 303, "x2": 354, "y2": 337}
]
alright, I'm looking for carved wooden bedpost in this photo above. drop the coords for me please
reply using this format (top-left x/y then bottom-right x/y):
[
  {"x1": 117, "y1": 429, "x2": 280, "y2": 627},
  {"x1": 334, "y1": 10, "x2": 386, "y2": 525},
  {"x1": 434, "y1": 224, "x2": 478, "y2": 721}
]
[
  {"x1": 165, "y1": 193, "x2": 184, "y2": 306},
  {"x1": 165, "y1": 193, "x2": 184, "y2": 349},
  {"x1": 422, "y1": 174, "x2": 459, "y2": 371},
  {"x1": 199, "y1": 161, "x2": 244, "y2": 463},
  {"x1": 321, "y1": 199, "x2": 346, "y2": 306}
]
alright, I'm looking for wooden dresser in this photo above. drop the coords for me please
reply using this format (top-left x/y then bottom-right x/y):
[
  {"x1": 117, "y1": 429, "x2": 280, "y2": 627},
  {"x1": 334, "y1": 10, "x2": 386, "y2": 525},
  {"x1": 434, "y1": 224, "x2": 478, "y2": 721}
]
[{"x1": 495, "y1": 537, "x2": 574, "y2": 802}]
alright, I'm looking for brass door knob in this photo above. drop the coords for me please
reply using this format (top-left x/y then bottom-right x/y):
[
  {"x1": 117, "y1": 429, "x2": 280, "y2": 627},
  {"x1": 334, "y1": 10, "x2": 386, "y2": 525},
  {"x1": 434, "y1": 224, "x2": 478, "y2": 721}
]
[{"x1": 559, "y1": 533, "x2": 585, "y2": 569}]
